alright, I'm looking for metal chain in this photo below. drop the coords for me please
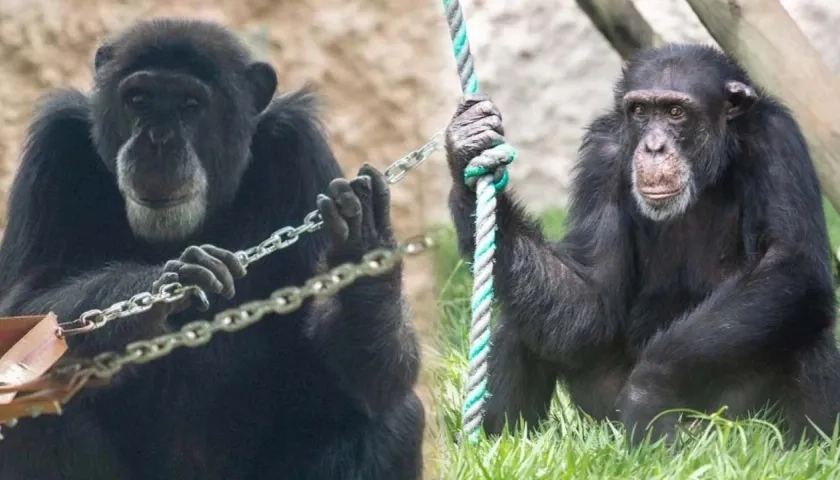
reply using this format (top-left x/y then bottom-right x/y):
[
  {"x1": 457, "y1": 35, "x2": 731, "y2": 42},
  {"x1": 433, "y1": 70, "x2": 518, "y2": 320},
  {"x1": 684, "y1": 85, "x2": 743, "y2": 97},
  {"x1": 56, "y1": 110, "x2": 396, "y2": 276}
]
[
  {"x1": 57, "y1": 132, "x2": 443, "y2": 336},
  {"x1": 0, "y1": 232, "x2": 437, "y2": 436},
  {"x1": 54, "y1": 233, "x2": 437, "y2": 382}
]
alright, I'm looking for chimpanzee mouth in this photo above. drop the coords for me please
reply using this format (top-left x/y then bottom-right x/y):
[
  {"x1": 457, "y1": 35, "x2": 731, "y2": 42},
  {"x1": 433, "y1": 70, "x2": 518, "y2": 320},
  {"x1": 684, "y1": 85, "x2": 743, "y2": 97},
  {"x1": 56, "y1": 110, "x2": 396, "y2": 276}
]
[
  {"x1": 639, "y1": 187, "x2": 683, "y2": 201},
  {"x1": 130, "y1": 192, "x2": 196, "y2": 209}
]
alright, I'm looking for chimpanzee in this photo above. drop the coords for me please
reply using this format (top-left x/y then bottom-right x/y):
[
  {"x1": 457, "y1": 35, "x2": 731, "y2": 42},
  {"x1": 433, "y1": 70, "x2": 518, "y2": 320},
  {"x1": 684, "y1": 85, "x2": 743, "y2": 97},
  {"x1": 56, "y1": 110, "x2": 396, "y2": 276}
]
[
  {"x1": 444, "y1": 43, "x2": 840, "y2": 446},
  {"x1": 0, "y1": 18, "x2": 424, "y2": 479}
]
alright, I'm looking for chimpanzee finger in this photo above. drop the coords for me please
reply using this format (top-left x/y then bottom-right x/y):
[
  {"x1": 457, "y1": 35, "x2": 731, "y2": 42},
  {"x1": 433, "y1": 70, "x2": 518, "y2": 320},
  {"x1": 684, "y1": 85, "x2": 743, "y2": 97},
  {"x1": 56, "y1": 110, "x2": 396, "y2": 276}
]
[
  {"x1": 459, "y1": 131, "x2": 506, "y2": 160},
  {"x1": 180, "y1": 246, "x2": 235, "y2": 298},
  {"x1": 317, "y1": 194, "x2": 348, "y2": 246},
  {"x1": 199, "y1": 244, "x2": 246, "y2": 279},
  {"x1": 456, "y1": 100, "x2": 503, "y2": 129},
  {"x1": 162, "y1": 259, "x2": 181, "y2": 274},
  {"x1": 457, "y1": 114, "x2": 504, "y2": 140},
  {"x1": 447, "y1": 117, "x2": 504, "y2": 170},
  {"x1": 191, "y1": 290, "x2": 211, "y2": 312},
  {"x1": 152, "y1": 271, "x2": 179, "y2": 293},
  {"x1": 328, "y1": 178, "x2": 363, "y2": 241},
  {"x1": 470, "y1": 99, "x2": 503, "y2": 120},
  {"x1": 176, "y1": 263, "x2": 226, "y2": 297},
  {"x1": 349, "y1": 175, "x2": 374, "y2": 232},
  {"x1": 452, "y1": 94, "x2": 494, "y2": 119},
  {"x1": 358, "y1": 164, "x2": 391, "y2": 232}
]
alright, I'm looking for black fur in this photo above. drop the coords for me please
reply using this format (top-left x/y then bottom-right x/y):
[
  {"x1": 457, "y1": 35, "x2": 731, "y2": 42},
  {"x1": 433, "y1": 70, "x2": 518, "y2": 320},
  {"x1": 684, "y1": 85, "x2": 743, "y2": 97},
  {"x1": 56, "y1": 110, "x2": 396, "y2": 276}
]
[
  {"x1": 445, "y1": 44, "x2": 840, "y2": 447},
  {"x1": 0, "y1": 18, "x2": 423, "y2": 479}
]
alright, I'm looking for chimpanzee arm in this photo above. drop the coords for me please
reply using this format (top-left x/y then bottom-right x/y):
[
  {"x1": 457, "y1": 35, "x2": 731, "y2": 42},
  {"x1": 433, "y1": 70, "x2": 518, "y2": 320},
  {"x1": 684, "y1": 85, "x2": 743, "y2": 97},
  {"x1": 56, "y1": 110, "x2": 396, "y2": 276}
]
[
  {"x1": 482, "y1": 317, "x2": 561, "y2": 434},
  {"x1": 620, "y1": 240, "x2": 833, "y2": 444},
  {"x1": 305, "y1": 167, "x2": 420, "y2": 418},
  {"x1": 309, "y1": 268, "x2": 419, "y2": 418},
  {"x1": 0, "y1": 264, "x2": 172, "y2": 355},
  {"x1": 447, "y1": 103, "x2": 633, "y2": 364},
  {"x1": 628, "y1": 109, "x2": 836, "y2": 402},
  {"x1": 0, "y1": 90, "x2": 174, "y2": 354}
]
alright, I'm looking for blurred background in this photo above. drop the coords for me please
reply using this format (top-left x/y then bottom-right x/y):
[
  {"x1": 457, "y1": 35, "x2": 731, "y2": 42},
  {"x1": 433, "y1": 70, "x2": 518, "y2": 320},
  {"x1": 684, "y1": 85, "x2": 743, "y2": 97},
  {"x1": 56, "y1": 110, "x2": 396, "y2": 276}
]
[{"x1": 2, "y1": 0, "x2": 840, "y2": 476}]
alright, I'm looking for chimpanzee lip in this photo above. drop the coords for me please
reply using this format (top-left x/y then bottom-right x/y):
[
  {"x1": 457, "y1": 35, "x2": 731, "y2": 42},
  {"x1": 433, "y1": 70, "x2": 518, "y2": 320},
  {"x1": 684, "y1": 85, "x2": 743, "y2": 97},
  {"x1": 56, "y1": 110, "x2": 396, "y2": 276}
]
[
  {"x1": 639, "y1": 187, "x2": 683, "y2": 200},
  {"x1": 130, "y1": 191, "x2": 196, "y2": 209}
]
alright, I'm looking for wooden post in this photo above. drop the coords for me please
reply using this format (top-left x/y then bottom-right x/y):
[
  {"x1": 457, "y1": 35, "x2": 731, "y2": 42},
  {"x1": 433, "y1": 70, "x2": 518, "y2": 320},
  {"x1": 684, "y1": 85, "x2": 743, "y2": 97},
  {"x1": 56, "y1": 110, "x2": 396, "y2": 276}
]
[
  {"x1": 685, "y1": 0, "x2": 840, "y2": 211},
  {"x1": 576, "y1": 0, "x2": 664, "y2": 59}
]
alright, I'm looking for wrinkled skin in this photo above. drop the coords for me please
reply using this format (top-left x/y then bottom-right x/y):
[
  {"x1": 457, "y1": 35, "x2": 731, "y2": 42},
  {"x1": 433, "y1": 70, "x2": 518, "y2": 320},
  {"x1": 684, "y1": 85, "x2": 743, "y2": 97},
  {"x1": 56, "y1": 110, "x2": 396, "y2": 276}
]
[{"x1": 445, "y1": 96, "x2": 507, "y2": 185}]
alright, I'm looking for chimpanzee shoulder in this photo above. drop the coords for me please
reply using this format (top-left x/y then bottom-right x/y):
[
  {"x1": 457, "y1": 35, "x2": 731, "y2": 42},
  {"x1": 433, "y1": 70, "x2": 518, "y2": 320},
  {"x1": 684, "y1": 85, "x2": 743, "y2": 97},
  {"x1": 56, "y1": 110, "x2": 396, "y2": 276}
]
[
  {"x1": 252, "y1": 85, "x2": 343, "y2": 184},
  {"x1": 0, "y1": 88, "x2": 125, "y2": 295}
]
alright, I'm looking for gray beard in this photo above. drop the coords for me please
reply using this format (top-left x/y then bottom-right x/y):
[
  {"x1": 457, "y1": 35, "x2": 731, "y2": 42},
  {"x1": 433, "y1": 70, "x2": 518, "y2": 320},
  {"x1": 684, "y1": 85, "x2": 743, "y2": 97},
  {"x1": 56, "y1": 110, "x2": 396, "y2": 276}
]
[{"x1": 115, "y1": 131, "x2": 209, "y2": 243}]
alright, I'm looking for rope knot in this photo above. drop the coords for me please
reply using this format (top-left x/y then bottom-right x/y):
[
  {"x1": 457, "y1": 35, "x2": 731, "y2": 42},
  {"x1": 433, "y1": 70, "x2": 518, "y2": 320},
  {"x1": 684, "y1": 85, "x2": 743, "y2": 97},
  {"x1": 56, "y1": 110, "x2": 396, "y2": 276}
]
[{"x1": 463, "y1": 142, "x2": 517, "y2": 191}]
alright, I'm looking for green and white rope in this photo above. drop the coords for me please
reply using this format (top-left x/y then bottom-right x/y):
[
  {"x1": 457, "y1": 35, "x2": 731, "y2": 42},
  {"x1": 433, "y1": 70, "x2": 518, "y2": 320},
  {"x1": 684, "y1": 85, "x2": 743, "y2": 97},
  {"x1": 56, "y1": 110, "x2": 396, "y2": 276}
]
[{"x1": 442, "y1": 0, "x2": 517, "y2": 445}]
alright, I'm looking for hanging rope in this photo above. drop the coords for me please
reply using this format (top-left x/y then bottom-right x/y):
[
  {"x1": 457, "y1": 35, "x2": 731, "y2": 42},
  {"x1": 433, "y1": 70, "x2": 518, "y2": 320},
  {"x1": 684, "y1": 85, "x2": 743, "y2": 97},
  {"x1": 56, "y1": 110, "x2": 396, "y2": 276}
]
[{"x1": 442, "y1": 0, "x2": 517, "y2": 445}]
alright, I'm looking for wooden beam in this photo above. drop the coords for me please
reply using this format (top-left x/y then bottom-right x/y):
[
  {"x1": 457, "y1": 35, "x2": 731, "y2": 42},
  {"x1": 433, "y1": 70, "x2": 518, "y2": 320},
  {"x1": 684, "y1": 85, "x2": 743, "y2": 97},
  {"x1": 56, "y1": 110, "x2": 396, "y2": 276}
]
[
  {"x1": 576, "y1": 0, "x2": 664, "y2": 59},
  {"x1": 685, "y1": 0, "x2": 840, "y2": 211}
]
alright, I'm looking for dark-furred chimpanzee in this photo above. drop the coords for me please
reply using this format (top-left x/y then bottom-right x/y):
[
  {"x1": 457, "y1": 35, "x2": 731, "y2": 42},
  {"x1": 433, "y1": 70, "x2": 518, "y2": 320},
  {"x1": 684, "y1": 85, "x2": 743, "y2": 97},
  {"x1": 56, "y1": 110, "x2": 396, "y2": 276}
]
[
  {"x1": 444, "y1": 43, "x2": 840, "y2": 446},
  {"x1": 0, "y1": 18, "x2": 423, "y2": 479}
]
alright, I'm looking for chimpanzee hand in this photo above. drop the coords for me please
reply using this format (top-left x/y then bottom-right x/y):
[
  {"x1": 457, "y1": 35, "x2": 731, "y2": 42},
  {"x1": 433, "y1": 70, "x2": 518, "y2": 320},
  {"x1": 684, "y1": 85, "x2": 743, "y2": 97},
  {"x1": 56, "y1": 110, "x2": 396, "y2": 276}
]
[
  {"x1": 152, "y1": 245, "x2": 247, "y2": 313},
  {"x1": 444, "y1": 94, "x2": 506, "y2": 184},
  {"x1": 317, "y1": 164, "x2": 397, "y2": 265}
]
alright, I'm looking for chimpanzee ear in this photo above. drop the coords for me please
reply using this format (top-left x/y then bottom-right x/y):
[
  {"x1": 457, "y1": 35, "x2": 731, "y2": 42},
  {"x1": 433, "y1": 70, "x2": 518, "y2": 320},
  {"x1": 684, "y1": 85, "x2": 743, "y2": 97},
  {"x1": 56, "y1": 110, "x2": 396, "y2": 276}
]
[
  {"x1": 245, "y1": 61, "x2": 278, "y2": 113},
  {"x1": 94, "y1": 44, "x2": 114, "y2": 72},
  {"x1": 724, "y1": 80, "x2": 757, "y2": 120},
  {"x1": 621, "y1": 60, "x2": 630, "y2": 75}
]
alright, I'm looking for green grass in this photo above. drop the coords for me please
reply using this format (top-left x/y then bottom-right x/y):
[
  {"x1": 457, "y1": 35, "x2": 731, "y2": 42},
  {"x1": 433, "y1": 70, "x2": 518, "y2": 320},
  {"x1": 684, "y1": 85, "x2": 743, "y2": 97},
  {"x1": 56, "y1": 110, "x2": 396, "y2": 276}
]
[{"x1": 428, "y1": 198, "x2": 840, "y2": 480}]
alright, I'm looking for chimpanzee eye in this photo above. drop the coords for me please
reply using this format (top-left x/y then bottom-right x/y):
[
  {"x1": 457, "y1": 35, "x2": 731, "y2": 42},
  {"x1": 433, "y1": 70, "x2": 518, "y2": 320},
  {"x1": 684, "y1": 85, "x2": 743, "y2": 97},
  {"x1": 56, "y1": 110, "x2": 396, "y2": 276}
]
[
  {"x1": 129, "y1": 94, "x2": 148, "y2": 107},
  {"x1": 632, "y1": 104, "x2": 645, "y2": 116},
  {"x1": 181, "y1": 96, "x2": 200, "y2": 110},
  {"x1": 668, "y1": 105, "x2": 685, "y2": 118}
]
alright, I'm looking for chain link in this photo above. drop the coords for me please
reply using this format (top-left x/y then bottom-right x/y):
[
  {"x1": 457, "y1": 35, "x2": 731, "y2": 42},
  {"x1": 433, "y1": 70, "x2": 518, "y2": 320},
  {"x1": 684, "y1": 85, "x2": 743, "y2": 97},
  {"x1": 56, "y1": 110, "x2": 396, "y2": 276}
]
[
  {"x1": 0, "y1": 233, "x2": 436, "y2": 435},
  {"x1": 57, "y1": 283, "x2": 201, "y2": 336},
  {"x1": 57, "y1": 132, "x2": 443, "y2": 336},
  {"x1": 52, "y1": 233, "x2": 437, "y2": 384},
  {"x1": 382, "y1": 132, "x2": 443, "y2": 184}
]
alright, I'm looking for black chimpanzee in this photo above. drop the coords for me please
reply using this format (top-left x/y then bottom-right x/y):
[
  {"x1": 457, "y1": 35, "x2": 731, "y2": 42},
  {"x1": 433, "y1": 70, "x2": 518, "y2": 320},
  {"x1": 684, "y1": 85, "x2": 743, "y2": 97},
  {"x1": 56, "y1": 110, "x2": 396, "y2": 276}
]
[
  {"x1": 0, "y1": 18, "x2": 424, "y2": 479},
  {"x1": 444, "y1": 43, "x2": 840, "y2": 446}
]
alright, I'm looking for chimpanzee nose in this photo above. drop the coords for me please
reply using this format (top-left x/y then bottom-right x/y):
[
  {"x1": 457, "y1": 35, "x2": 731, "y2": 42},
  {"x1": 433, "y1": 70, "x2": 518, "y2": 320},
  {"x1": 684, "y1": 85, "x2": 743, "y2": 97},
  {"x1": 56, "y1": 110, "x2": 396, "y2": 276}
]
[
  {"x1": 644, "y1": 130, "x2": 667, "y2": 153},
  {"x1": 148, "y1": 126, "x2": 174, "y2": 145}
]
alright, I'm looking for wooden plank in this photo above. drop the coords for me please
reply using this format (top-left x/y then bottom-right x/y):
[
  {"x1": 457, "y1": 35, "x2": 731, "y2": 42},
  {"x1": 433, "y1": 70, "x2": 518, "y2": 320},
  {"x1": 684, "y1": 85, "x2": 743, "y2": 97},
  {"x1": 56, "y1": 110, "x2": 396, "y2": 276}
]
[{"x1": 576, "y1": 0, "x2": 664, "y2": 59}]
